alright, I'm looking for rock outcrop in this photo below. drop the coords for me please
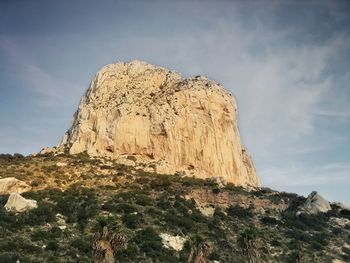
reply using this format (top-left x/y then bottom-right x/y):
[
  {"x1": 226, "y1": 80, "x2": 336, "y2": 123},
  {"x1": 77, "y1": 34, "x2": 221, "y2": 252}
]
[
  {"x1": 0, "y1": 177, "x2": 31, "y2": 195},
  {"x1": 4, "y1": 193, "x2": 37, "y2": 213},
  {"x1": 297, "y1": 191, "x2": 331, "y2": 215},
  {"x1": 159, "y1": 233, "x2": 186, "y2": 251},
  {"x1": 59, "y1": 60, "x2": 259, "y2": 187}
]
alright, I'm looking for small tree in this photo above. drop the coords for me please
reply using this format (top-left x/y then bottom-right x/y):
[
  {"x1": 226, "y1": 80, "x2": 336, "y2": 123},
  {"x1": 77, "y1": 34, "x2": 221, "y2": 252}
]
[
  {"x1": 237, "y1": 228, "x2": 260, "y2": 263},
  {"x1": 92, "y1": 226, "x2": 128, "y2": 263},
  {"x1": 187, "y1": 237, "x2": 212, "y2": 263}
]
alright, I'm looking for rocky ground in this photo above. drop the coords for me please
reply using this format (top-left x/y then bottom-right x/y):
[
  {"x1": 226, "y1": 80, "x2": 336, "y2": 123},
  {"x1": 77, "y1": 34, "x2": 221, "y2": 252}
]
[{"x1": 0, "y1": 153, "x2": 349, "y2": 262}]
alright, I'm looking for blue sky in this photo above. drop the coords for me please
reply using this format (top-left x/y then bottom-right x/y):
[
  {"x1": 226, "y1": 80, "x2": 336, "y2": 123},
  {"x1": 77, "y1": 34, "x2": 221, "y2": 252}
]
[{"x1": 1, "y1": 0, "x2": 349, "y2": 205}]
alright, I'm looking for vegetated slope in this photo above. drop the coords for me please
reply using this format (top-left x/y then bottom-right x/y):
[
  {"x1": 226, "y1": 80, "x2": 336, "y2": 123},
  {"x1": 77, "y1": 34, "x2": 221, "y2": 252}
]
[{"x1": 0, "y1": 153, "x2": 349, "y2": 263}]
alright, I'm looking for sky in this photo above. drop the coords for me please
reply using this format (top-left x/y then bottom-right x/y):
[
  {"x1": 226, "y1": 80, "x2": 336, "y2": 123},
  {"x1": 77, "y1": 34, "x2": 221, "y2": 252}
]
[{"x1": 0, "y1": 0, "x2": 349, "y2": 205}]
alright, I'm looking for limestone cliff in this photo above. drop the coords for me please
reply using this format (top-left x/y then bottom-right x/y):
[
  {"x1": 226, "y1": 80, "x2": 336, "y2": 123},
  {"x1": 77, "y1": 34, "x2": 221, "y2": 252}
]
[{"x1": 59, "y1": 60, "x2": 259, "y2": 187}]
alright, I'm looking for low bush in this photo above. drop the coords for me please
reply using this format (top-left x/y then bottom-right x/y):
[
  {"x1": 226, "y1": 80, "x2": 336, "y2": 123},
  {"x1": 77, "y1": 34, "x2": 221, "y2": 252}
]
[
  {"x1": 164, "y1": 212, "x2": 194, "y2": 233},
  {"x1": 227, "y1": 205, "x2": 253, "y2": 218},
  {"x1": 31, "y1": 227, "x2": 62, "y2": 241},
  {"x1": 135, "y1": 194, "x2": 153, "y2": 206},
  {"x1": 122, "y1": 213, "x2": 143, "y2": 229},
  {"x1": 261, "y1": 216, "x2": 279, "y2": 225},
  {"x1": 46, "y1": 240, "x2": 59, "y2": 251},
  {"x1": 150, "y1": 176, "x2": 172, "y2": 190},
  {"x1": 131, "y1": 227, "x2": 177, "y2": 261},
  {"x1": 71, "y1": 237, "x2": 92, "y2": 254},
  {"x1": 0, "y1": 252, "x2": 29, "y2": 263},
  {"x1": 0, "y1": 195, "x2": 8, "y2": 206}
]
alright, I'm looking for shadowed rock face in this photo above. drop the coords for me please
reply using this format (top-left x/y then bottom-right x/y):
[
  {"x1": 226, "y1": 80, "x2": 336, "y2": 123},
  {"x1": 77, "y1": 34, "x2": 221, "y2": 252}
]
[{"x1": 59, "y1": 60, "x2": 260, "y2": 187}]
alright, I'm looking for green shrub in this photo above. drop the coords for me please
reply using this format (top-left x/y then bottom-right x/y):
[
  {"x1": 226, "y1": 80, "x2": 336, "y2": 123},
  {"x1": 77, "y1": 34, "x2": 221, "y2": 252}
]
[
  {"x1": 46, "y1": 240, "x2": 59, "y2": 251},
  {"x1": 297, "y1": 214, "x2": 328, "y2": 231},
  {"x1": 261, "y1": 216, "x2": 279, "y2": 225},
  {"x1": 150, "y1": 176, "x2": 172, "y2": 190},
  {"x1": 131, "y1": 227, "x2": 177, "y2": 261},
  {"x1": 286, "y1": 229, "x2": 312, "y2": 243},
  {"x1": 117, "y1": 203, "x2": 138, "y2": 214},
  {"x1": 0, "y1": 252, "x2": 26, "y2": 263},
  {"x1": 310, "y1": 240, "x2": 322, "y2": 250},
  {"x1": 133, "y1": 227, "x2": 162, "y2": 252},
  {"x1": 135, "y1": 194, "x2": 153, "y2": 206},
  {"x1": 55, "y1": 186, "x2": 98, "y2": 228},
  {"x1": 30, "y1": 179, "x2": 42, "y2": 187},
  {"x1": 119, "y1": 243, "x2": 139, "y2": 258},
  {"x1": 31, "y1": 227, "x2": 61, "y2": 241},
  {"x1": 340, "y1": 209, "x2": 350, "y2": 220},
  {"x1": 212, "y1": 188, "x2": 220, "y2": 194},
  {"x1": 71, "y1": 237, "x2": 92, "y2": 254},
  {"x1": 164, "y1": 212, "x2": 194, "y2": 232},
  {"x1": 271, "y1": 239, "x2": 281, "y2": 247},
  {"x1": 157, "y1": 199, "x2": 172, "y2": 210},
  {"x1": 284, "y1": 250, "x2": 306, "y2": 263},
  {"x1": 28, "y1": 203, "x2": 56, "y2": 225},
  {"x1": 122, "y1": 213, "x2": 143, "y2": 229},
  {"x1": 0, "y1": 195, "x2": 8, "y2": 206},
  {"x1": 227, "y1": 205, "x2": 253, "y2": 218},
  {"x1": 0, "y1": 238, "x2": 40, "y2": 253}
]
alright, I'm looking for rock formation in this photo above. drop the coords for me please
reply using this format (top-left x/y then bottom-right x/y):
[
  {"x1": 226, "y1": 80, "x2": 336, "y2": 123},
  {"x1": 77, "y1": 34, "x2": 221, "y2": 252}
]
[
  {"x1": 59, "y1": 60, "x2": 259, "y2": 187},
  {"x1": 4, "y1": 193, "x2": 37, "y2": 213},
  {"x1": 159, "y1": 233, "x2": 186, "y2": 251},
  {"x1": 0, "y1": 177, "x2": 31, "y2": 195},
  {"x1": 297, "y1": 191, "x2": 331, "y2": 215}
]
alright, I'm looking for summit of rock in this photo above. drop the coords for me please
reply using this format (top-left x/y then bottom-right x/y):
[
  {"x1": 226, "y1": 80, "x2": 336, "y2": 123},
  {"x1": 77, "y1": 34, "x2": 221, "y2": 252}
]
[{"x1": 59, "y1": 60, "x2": 260, "y2": 187}]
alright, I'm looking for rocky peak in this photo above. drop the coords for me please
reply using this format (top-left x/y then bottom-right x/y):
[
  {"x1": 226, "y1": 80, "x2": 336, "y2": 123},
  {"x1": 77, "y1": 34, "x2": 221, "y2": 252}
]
[{"x1": 59, "y1": 60, "x2": 260, "y2": 187}]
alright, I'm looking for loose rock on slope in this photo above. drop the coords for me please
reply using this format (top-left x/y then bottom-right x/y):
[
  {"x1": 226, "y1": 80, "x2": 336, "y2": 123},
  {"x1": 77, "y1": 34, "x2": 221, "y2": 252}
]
[
  {"x1": 297, "y1": 191, "x2": 331, "y2": 215},
  {"x1": 0, "y1": 177, "x2": 31, "y2": 195},
  {"x1": 59, "y1": 60, "x2": 259, "y2": 187},
  {"x1": 4, "y1": 193, "x2": 37, "y2": 213}
]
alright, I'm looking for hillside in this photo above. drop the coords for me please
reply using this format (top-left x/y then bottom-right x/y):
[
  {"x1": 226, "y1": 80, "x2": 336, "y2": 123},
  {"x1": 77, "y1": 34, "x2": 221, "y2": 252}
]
[{"x1": 0, "y1": 153, "x2": 349, "y2": 262}]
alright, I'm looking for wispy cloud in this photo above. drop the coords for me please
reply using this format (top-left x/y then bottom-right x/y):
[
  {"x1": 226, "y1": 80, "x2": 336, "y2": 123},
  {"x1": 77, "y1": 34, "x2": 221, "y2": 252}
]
[
  {"x1": 261, "y1": 161, "x2": 350, "y2": 187},
  {"x1": 124, "y1": 20, "x2": 344, "y2": 156},
  {"x1": 0, "y1": 36, "x2": 84, "y2": 107}
]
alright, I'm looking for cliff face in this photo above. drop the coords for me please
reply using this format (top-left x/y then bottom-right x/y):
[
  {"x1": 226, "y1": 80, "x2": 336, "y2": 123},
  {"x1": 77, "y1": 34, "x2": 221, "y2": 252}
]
[{"x1": 59, "y1": 60, "x2": 259, "y2": 187}]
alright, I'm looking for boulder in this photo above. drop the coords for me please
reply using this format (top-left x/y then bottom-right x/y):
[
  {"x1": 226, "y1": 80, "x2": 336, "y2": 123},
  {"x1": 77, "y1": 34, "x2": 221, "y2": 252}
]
[
  {"x1": 56, "y1": 162, "x2": 67, "y2": 167},
  {"x1": 159, "y1": 233, "x2": 186, "y2": 251},
  {"x1": 330, "y1": 217, "x2": 350, "y2": 227},
  {"x1": 58, "y1": 60, "x2": 260, "y2": 187},
  {"x1": 39, "y1": 146, "x2": 58, "y2": 155},
  {"x1": 211, "y1": 176, "x2": 227, "y2": 188},
  {"x1": 198, "y1": 205, "x2": 216, "y2": 217},
  {"x1": 0, "y1": 177, "x2": 31, "y2": 195},
  {"x1": 4, "y1": 193, "x2": 37, "y2": 213},
  {"x1": 297, "y1": 191, "x2": 331, "y2": 215},
  {"x1": 332, "y1": 202, "x2": 350, "y2": 211}
]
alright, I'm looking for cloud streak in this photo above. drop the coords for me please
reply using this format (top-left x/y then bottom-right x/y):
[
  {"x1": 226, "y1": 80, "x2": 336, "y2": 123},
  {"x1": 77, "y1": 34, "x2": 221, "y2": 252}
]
[
  {"x1": 0, "y1": 36, "x2": 84, "y2": 108},
  {"x1": 262, "y1": 162, "x2": 350, "y2": 186}
]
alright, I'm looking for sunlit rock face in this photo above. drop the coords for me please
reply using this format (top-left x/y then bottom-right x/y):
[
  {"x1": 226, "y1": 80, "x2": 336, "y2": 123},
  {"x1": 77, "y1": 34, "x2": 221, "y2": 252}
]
[
  {"x1": 59, "y1": 60, "x2": 260, "y2": 187},
  {"x1": 0, "y1": 177, "x2": 31, "y2": 195}
]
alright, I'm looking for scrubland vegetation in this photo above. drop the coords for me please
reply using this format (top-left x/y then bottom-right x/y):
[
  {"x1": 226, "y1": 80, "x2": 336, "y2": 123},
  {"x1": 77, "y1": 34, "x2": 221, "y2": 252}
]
[{"x1": 0, "y1": 153, "x2": 349, "y2": 262}]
